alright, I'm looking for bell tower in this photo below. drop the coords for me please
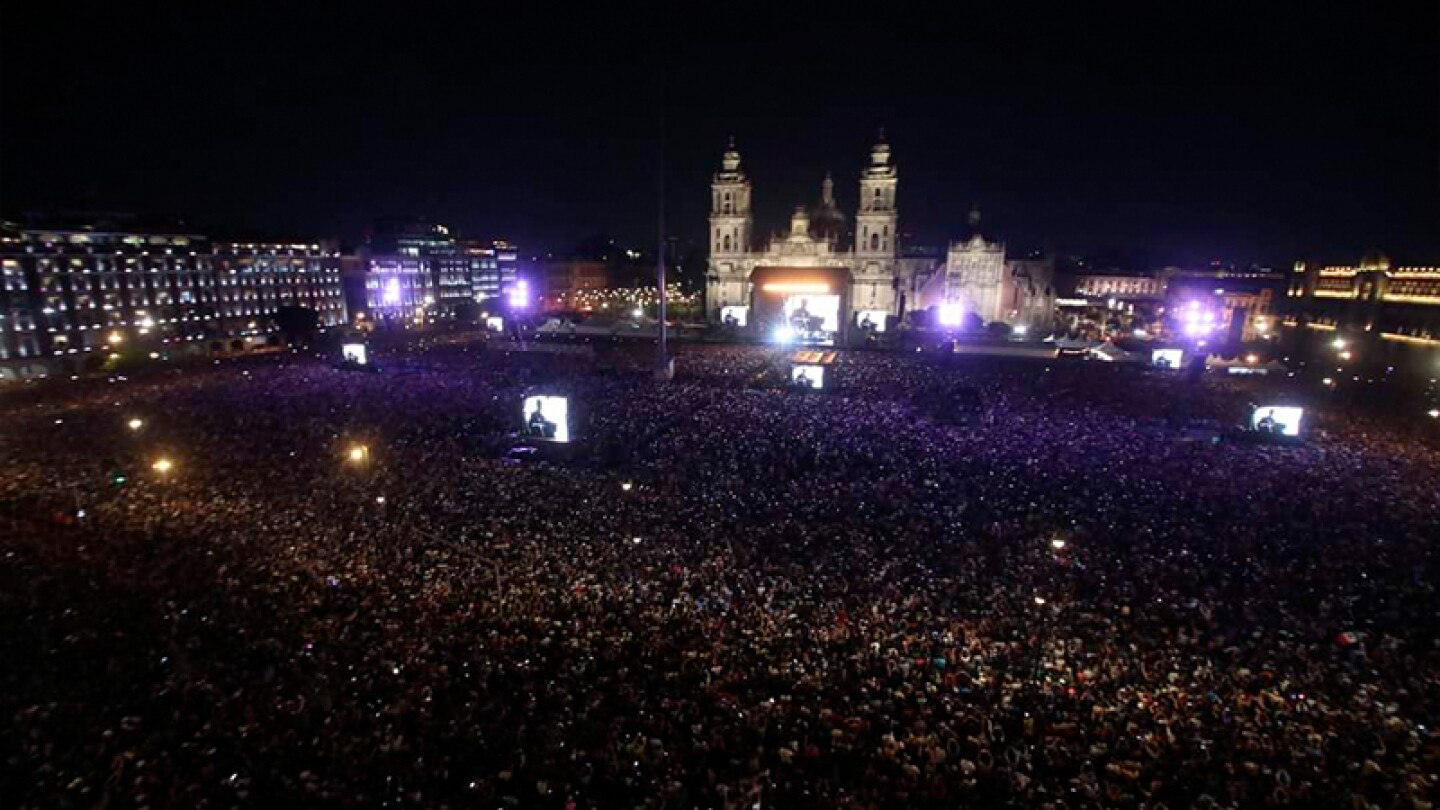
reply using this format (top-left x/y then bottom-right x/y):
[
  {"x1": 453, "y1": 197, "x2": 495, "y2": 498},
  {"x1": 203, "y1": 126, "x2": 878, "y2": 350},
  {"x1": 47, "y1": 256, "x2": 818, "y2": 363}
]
[
  {"x1": 853, "y1": 130, "x2": 900, "y2": 316},
  {"x1": 707, "y1": 137, "x2": 753, "y2": 316}
]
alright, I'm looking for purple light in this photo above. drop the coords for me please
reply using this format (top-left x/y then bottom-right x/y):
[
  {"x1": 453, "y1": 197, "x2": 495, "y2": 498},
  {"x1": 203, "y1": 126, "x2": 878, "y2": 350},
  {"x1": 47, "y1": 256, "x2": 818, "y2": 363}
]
[
  {"x1": 938, "y1": 302, "x2": 964, "y2": 327},
  {"x1": 382, "y1": 278, "x2": 401, "y2": 305},
  {"x1": 508, "y1": 279, "x2": 530, "y2": 309}
]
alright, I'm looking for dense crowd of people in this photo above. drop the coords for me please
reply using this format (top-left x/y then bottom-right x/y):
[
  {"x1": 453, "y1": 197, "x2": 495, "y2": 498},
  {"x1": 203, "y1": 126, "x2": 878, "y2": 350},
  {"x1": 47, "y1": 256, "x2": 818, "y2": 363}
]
[{"x1": 3, "y1": 339, "x2": 1439, "y2": 808}]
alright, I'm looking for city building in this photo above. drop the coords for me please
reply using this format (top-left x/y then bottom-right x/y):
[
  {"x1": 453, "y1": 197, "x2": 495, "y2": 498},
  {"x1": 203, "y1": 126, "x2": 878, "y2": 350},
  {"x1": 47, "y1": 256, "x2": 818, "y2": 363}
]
[
  {"x1": 364, "y1": 256, "x2": 434, "y2": 322},
  {"x1": 456, "y1": 239, "x2": 518, "y2": 303},
  {"x1": 908, "y1": 209, "x2": 1055, "y2": 331},
  {"x1": 1074, "y1": 272, "x2": 1167, "y2": 302},
  {"x1": 362, "y1": 219, "x2": 521, "y2": 320},
  {"x1": 1287, "y1": 253, "x2": 1440, "y2": 344},
  {"x1": 0, "y1": 217, "x2": 345, "y2": 380}
]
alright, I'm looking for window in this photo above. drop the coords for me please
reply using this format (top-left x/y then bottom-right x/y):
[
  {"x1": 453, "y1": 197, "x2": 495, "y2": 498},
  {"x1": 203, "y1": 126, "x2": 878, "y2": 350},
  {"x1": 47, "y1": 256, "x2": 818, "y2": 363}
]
[
  {"x1": 722, "y1": 234, "x2": 731, "y2": 252},
  {"x1": 870, "y1": 233, "x2": 880, "y2": 251}
]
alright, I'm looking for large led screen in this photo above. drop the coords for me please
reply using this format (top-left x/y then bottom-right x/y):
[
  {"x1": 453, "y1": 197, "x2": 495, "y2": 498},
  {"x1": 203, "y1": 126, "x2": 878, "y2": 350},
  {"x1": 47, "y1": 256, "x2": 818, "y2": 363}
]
[
  {"x1": 791, "y1": 364, "x2": 826, "y2": 390},
  {"x1": 1252, "y1": 406, "x2": 1303, "y2": 437},
  {"x1": 1151, "y1": 349, "x2": 1183, "y2": 369},
  {"x1": 523, "y1": 396, "x2": 570, "y2": 443},
  {"x1": 783, "y1": 295, "x2": 841, "y2": 341},
  {"x1": 342, "y1": 343, "x2": 368, "y2": 365}
]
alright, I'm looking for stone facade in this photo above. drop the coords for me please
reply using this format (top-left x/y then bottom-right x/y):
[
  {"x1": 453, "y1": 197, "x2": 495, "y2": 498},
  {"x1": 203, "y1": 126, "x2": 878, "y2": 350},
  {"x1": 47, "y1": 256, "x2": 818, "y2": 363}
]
[{"x1": 705, "y1": 135, "x2": 903, "y2": 334}]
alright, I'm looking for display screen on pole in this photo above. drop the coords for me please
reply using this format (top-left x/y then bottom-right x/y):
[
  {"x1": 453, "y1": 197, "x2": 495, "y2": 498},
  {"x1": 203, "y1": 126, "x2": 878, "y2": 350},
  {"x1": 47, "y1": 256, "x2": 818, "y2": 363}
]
[
  {"x1": 791, "y1": 364, "x2": 826, "y2": 389},
  {"x1": 1151, "y1": 349, "x2": 1183, "y2": 368},
  {"x1": 342, "y1": 343, "x2": 368, "y2": 365},
  {"x1": 720, "y1": 305, "x2": 749, "y2": 327},
  {"x1": 782, "y1": 295, "x2": 841, "y2": 342},
  {"x1": 1252, "y1": 406, "x2": 1303, "y2": 437},
  {"x1": 857, "y1": 310, "x2": 888, "y2": 333},
  {"x1": 522, "y1": 396, "x2": 570, "y2": 443},
  {"x1": 485, "y1": 316, "x2": 504, "y2": 333}
]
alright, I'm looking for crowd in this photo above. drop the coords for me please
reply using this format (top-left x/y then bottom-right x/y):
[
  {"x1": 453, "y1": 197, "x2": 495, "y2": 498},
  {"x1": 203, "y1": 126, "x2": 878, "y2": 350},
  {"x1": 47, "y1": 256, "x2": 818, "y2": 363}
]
[{"x1": 3, "y1": 340, "x2": 1439, "y2": 808}]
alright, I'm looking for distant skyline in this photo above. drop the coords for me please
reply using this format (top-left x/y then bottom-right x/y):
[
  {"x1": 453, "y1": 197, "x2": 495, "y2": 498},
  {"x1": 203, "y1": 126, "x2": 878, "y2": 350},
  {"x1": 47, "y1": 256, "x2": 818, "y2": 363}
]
[{"x1": 3, "y1": 3, "x2": 1436, "y2": 267}]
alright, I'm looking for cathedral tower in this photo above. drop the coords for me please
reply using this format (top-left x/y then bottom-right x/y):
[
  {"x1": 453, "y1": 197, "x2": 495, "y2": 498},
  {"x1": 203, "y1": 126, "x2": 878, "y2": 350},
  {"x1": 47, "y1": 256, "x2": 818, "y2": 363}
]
[
  {"x1": 706, "y1": 137, "x2": 754, "y2": 315},
  {"x1": 853, "y1": 131, "x2": 900, "y2": 314}
]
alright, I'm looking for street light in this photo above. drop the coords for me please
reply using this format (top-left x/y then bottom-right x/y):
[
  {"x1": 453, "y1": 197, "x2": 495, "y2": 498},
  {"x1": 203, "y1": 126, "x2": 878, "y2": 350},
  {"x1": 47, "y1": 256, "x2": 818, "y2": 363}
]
[
  {"x1": 127, "y1": 417, "x2": 144, "y2": 431},
  {"x1": 1332, "y1": 338, "x2": 1346, "y2": 350},
  {"x1": 152, "y1": 457, "x2": 174, "y2": 475},
  {"x1": 348, "y1": 444, "x2": 370, "y2": 464}
]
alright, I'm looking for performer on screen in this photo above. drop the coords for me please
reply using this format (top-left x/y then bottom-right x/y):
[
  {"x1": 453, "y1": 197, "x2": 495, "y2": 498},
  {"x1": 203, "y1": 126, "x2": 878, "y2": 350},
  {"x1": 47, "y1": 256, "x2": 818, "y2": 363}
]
[
  {"x1": 527, "y1": 400, "x2": 557, "y2": 439},
  {"x1": 791, "y1": 299, "x2": 813, "y2": 333}
]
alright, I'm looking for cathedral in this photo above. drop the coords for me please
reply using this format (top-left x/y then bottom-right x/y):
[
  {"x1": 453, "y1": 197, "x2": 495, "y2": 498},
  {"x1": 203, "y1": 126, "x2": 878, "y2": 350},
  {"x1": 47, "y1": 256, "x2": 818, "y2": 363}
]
[
  {"x1": 705, "y1": 134, "x2": 903, "y2": 342},
  {"x1": 705, "y1": 133, "x2": 1055, "y2": 341}
]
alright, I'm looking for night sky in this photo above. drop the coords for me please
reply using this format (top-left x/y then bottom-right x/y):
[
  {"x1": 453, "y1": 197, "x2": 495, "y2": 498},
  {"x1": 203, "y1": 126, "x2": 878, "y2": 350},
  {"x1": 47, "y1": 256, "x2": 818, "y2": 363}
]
[{"x1": 3, "y1": 3, "x2": 1436, "y2": 267}]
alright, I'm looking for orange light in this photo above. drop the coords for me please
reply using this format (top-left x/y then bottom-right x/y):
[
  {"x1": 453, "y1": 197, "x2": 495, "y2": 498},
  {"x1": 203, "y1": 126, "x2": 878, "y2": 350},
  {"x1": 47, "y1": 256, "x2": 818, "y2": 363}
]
[{"x1": 761, "y1": 282, "x2": 831, "y2": 294}]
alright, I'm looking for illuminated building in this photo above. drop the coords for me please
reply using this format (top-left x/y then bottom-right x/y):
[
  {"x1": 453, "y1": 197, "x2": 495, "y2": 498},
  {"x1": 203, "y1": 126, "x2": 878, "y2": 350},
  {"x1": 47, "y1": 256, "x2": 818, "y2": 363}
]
[
  {"x1": 363, "y1": 219, "x2": 520, "y2": 317},
  {"x1": 364, "y1": 257, "x2": 433, "y2": 321},
  {"x1": 452, "y1": 240, "x2": 521, "y2": 304},
  {"x1": 0, "y1": 217, "x2": 344, "y2": 380},
  {"x1": 902, "y1": 210, "x2": 1055, "y2": 330},
  {"x1": 1288, "y1": 254, "x2": 1440, "y2": 342},
  {"x1": 705, "y1": 134, "x2": 904, "y2": 338},
  {"x1": 706, "y1": 135, "x2": 1055, "y2": 338},
  {"x1": 1074, "y1": 273, "x2": 1167, "y2": 301}
]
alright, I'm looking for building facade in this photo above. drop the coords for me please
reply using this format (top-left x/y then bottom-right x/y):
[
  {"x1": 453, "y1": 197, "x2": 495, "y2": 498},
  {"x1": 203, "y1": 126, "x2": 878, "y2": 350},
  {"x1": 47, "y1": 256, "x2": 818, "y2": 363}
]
[
  {"x1": 705, "y1": 136, "x2": 1060, "y2": 338},
  {"x1": 0, "y1": 219, "x2": 345, "y2": 379},
  {"x1": 705, "y1": 135, "x2": 904, "y2": 340},
  {"x1": 363, "y1": 218, "x2": 521, "y2": 320},
  {"x1": 1287, "y1": 254, "x2": 1440, "y2": 343},
  {"x1": 905, "y1": 210, "x2": 1056, "y2": 331},
  {"x1": 364, "y1": 257, "x2": 434, "y2": 322}
]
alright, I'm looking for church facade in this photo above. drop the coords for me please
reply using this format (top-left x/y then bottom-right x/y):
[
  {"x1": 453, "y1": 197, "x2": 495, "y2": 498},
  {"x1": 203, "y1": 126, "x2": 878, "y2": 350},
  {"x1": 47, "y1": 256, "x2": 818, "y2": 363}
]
[
  {"x1": 705, "y1": 135, "x2": 903, "y2": 340},
  {"x1": 705, "y1": 134, "x2": 1055, "y2": 339}
]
